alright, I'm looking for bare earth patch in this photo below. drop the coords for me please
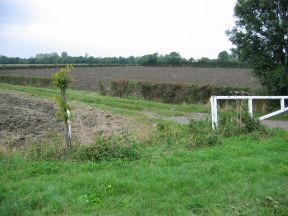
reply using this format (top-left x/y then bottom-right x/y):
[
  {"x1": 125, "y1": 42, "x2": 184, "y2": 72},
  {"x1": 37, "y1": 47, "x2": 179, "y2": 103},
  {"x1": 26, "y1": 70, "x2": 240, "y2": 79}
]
[
  {"x1": 0, "y1": 66, "x2": 261, "y2": 90},
  {"x1": 0, "y1": 92, "x2": 137, "y2": 145}
]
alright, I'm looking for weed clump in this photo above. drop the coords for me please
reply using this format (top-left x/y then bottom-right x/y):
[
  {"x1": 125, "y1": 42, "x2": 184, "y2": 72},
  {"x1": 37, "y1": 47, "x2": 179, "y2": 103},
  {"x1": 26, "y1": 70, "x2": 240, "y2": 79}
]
[
  {"x1": 71, "y1": 135, "x2": 140, "y2": 161},
  {"x1": 188, "y1": 120, "x2": 220, "y2": 147},
  {"x1": 187, "y1": 110, "x2": 271, "y2": 148},
  {"x1": 12, "y1": 133, "x2": 140, "y2": 162}
]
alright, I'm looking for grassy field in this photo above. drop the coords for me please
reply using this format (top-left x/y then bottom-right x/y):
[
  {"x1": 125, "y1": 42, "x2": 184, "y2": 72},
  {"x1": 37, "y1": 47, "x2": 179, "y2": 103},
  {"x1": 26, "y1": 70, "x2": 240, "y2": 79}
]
[
  {"x1": 0, "y1": 84, "x2": 288, "y2": 215},
  {"x1": 1, "y1": 132, "x2": 288, "y2": 215}
]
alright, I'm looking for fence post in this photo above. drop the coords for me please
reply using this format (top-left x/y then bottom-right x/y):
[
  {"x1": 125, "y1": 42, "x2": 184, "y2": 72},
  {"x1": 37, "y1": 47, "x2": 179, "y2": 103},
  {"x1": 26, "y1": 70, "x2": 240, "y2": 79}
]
[
  {"x1": 211, "y1": 96, "x2": 218, "y2": 130},
  {"x1": 248, "y1": 98, "x2": 253, "y2": 117},
  {"x1": 281, "y1": 98, "x2": 285, "y2": 111}
]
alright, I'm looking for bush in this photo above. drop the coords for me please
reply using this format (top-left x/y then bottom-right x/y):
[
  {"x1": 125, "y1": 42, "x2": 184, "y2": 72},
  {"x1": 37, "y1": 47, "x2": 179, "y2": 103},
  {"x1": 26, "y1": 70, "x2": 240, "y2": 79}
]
[
  {"x1": 97, "y1": 80, "x2": 107, "y2": 96},
  {"x1": 110, "y1": 80, "x2": 136, "y2": 97}
]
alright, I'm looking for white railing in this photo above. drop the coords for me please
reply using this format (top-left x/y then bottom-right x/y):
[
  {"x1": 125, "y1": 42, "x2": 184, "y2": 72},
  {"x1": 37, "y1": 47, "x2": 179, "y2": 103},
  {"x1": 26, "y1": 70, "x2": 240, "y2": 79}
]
[{"x1": 210, "y1": 96, "x2": 288, "y2": 129}]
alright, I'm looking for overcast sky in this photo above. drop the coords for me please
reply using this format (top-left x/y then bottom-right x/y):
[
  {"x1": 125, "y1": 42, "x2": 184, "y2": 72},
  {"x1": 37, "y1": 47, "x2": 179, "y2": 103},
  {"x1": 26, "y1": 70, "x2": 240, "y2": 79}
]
[{"x1": 0, "y1": 0, "x2": 237, "y2": 59}]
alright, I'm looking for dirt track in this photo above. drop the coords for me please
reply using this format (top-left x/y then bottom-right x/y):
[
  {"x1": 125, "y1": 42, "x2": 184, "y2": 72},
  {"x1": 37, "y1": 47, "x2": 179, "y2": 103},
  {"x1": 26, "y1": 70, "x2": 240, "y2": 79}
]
[
  {"x1": 0, "y1": 92, "x2": 136, "y2": 145},
  {"x1": 262, "y1": 120, "x2": 288, "y2": 130},
  {"x1": 0, "y1": 66, "x2": 261, "y2": 91}
]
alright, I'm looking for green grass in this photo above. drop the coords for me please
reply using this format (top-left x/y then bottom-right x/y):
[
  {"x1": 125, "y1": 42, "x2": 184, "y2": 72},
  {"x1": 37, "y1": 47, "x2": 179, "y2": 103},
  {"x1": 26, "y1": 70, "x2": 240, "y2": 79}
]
[
  {"x1": 1, "y1": 130, "x2": 288, "y2": 215},
  {"x1": 0, "y1": 83, "x2": 208, "y2": 117},
  {"x1": 1, "y1": 83, "x2": 288, "y2": 215}
]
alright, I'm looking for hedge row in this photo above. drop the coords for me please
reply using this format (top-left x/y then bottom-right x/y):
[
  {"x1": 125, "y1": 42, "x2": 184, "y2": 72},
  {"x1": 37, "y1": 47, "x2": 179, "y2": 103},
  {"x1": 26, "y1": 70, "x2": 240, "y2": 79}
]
[
  {"x1": 0, "y1": 75, "x2": 264, "y2": 104},
  {"x1": 0, "y1": 75, "x2": 52, "y2": 87},
  {"x1": 109, "y1": 80, "x2": 261, "y2": 104}
]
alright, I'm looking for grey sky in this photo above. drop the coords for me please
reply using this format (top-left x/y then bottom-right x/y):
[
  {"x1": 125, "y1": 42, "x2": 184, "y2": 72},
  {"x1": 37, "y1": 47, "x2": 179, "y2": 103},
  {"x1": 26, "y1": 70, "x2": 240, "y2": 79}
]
[{"x1": 0, "y1": 0, "x2": 237, "y2": 59}]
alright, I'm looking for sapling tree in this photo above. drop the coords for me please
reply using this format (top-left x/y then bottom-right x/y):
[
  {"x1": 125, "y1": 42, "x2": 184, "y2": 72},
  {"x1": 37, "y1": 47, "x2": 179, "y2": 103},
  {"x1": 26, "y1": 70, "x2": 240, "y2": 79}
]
[{"x1": 52, "y1": 65, "x2": 73, "y2": 150}]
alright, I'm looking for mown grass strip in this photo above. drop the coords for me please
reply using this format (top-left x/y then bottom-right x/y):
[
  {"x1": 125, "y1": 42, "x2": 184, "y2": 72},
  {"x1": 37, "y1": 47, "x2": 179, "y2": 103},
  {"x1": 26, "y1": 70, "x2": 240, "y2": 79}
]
[{"x1": 0, "y1": 83, "x2": 208, "y2": 117}]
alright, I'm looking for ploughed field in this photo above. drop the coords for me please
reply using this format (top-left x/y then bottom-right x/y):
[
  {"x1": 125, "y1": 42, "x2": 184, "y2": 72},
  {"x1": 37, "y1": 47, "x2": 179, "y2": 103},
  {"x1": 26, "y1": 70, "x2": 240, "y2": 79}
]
[{"x1": 0, "y1": 66, "x2": 261, "y2": 91}]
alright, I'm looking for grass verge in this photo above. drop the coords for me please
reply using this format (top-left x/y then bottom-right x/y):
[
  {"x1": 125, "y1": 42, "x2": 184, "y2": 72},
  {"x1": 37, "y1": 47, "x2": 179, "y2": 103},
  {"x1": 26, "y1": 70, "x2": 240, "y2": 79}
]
[{"x1": 0, "y1": 129, "x2": 288, "y2": 215}]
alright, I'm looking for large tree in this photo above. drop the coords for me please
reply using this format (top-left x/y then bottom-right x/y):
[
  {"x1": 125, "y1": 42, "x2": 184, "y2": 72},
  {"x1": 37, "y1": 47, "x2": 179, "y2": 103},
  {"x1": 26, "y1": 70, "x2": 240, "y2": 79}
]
[{"x1": 227, "y1": 0, "x2": 288, "y2": 94}]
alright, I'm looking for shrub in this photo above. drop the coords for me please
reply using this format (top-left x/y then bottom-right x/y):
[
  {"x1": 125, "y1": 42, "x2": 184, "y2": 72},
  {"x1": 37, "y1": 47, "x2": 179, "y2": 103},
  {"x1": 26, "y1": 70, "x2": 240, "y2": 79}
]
[
  {"x1": 110, "y1": 80, "x2": 135, "y2": 97},
  {"x1": 97, "y1": 80, "x2": 106, "y2": 96}
]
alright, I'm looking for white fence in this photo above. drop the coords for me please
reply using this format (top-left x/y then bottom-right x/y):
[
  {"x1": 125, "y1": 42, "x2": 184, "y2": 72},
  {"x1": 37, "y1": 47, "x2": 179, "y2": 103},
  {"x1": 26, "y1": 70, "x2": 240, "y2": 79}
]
[{"x1": 210, "y1": 96, "x2": 288, "y2": 129}]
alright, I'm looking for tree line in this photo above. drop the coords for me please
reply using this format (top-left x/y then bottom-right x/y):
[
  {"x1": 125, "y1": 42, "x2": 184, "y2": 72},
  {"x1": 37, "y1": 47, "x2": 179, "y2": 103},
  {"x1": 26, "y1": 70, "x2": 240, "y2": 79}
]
[{"x1": 0, "y1": 51, "x2": 249, "y2": 68}]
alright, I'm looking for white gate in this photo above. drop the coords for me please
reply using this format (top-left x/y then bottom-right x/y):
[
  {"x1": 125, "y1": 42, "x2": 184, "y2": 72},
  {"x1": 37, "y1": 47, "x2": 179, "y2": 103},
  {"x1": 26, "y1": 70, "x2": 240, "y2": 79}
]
[{"x1": 210, "y1": 96, "x2": 288, "y2": 129}]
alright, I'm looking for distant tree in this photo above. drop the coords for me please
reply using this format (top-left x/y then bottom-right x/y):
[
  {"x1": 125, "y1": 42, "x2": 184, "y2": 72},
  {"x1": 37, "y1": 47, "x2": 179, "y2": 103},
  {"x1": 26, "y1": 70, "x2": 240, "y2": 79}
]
[
  {"x1": 188, "y1": 57, "x2": 196, "y2": 63},
  {"x1": 197, "y1": 57, "x2": 211, "y2": 63},
  {"x1": 142, "y1": 53, "x2": 159, "y2": 65},
  {"x1": 52, "y1": 65, "x2": 73, "y2": 150},
  {"x1": 167, "y1": 52, "x2": 182, "y2": 66},
  {"x1": 128, "y1": 56, "x2": 136, "y2": 64},
  {"x1": 227, "y1": 0, "x2": 288, "y2": 94},
  {"x1": 61, "y1": 51, "x2": 68, "y2": 58},
  {"x1": 217, "y1": 51, "x2": 229, "y2": 62}
]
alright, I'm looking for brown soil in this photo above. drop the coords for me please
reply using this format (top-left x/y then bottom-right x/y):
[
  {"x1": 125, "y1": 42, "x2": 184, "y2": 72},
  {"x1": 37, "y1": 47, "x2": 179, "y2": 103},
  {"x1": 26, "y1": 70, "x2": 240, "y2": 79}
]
[
  {"x1": 0, "y1": 92, "x2": 136, "y2": 145},
  {"x1": 0, "y1": 66, "x2": 261, "y2": 91}
]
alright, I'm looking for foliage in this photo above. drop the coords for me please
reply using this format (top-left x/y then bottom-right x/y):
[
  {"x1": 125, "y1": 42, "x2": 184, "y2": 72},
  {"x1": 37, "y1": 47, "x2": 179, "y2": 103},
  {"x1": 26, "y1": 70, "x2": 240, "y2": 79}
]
[
  {"x1": 110, "y1": 80, "x2": 135, "y2": 97},
  {"x1": 97, "y1": 80, "x2": 107, "y2": 96},
  {"x1": 227, "y1": 0, "x2": 288, "y2": 95},
  {"x1": 51, "y1": 65, "x2": 73, "y2": 121},
  {"x1": 54, "y1": 95, "x2": 71, "y2": 121},
  {"x1": 217, "y1": 51, "x2": 229, "y2": 62},
  {"x1": 0, "y1": 51, "x2": 250, "y2": 68},
  {"x1": 110, "y1": 80, "x2": 256, "y2": 104},
  {"x1": 51, "y1": 64, "x2": 73, "y2": 89}
]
